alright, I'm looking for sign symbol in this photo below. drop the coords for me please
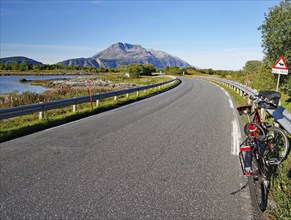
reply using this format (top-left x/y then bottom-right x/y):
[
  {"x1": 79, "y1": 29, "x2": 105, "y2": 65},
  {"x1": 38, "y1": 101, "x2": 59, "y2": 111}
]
[{"x1": 272, "y1": 56, "x2": 288, "y2": 75}]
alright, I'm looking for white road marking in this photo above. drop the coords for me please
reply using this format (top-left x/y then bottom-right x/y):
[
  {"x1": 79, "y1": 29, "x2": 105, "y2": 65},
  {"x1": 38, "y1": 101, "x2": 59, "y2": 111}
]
[
  {"x1": 231, "y1": 118, "x2": 241, "y2": 155},
  {"x1": 209, "y1": 80, "x2": 242, "y2": 156},
  {"x1": 229, "y1": 99, "x2": 234, "y2": 109}
]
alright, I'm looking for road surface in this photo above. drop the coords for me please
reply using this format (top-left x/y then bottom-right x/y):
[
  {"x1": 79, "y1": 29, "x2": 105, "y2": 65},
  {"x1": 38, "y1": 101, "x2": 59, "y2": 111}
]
[{"x1": 0, "y1": 78, "x2": 252, "y2": 219}]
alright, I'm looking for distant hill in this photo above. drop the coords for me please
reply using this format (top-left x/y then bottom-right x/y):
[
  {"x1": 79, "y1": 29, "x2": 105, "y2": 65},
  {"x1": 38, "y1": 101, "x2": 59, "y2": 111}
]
[
  {"x1": 0, "y1": 56, "x2": 43, "y2": 65},
  {"x1": 58, "y1": 42, "x2": 192, "y2": 68}
]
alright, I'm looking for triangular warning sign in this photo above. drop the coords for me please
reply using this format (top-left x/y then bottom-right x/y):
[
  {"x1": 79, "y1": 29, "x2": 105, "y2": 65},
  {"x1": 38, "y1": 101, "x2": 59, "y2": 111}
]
[{"x1": 272, "y1": 56, "x2": 288, "y2": 70}]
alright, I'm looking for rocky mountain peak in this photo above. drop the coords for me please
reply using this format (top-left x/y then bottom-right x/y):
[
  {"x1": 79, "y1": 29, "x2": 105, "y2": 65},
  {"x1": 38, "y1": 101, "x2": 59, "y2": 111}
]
[{"x1": 58, "y1": 42, "x2": 192, "y2": 68}]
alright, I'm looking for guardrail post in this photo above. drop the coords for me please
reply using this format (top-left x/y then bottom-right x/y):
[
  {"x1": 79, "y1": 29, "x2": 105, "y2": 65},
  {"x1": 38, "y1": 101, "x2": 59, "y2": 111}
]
[
  {"x1": 73, "y1": 104, "x2": 77, "y2": 113},
  {"x1": 240, "y1": 90, "x2": 243, "y2": 96},
  {"x1": 72, "y1": 97, "x2": 77, "y2": 112},
  {"x1": 39, "y1": 111, "x2": 44, "y2": 120},
  {"x1": 39, "y1": 102, "x2": 44, "y2": 120}
]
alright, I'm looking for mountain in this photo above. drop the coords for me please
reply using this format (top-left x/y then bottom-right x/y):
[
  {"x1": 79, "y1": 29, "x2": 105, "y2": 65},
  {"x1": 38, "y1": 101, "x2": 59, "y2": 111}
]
[
  {"x1": 57, "y1": 42, "x2": 192, "y2": 68},
  {"x1": 0, "y1": 56, "x2": 43, "y2": 65}
]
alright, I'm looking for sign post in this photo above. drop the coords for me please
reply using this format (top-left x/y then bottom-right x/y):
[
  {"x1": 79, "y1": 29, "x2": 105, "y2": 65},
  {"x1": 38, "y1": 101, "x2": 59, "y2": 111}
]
[
  {"x1": 272, "y1": 56, "x2": 289, "y2": 91},
  {"x1": 87, "y1": 80, "x2": 93, "y2": 110}
]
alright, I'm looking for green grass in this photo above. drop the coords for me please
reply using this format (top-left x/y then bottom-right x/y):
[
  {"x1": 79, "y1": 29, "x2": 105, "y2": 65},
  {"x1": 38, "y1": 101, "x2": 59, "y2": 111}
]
[
  {"x1": 0, "y1": 79, "x2": 179, "y2": 142},
  {"x1": 270, "y1": 152, "x2": 291, "y2": 219}
]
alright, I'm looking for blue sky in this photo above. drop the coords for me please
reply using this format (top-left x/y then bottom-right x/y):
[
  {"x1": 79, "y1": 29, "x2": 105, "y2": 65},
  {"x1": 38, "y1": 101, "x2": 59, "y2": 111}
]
[{"x1": 0, "y1": 0, "x2": 280, "y2": 70}]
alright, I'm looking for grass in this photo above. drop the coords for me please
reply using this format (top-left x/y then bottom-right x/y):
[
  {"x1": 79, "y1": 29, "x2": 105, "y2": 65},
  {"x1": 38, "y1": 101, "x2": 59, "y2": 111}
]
[
  {"x1": 0, "y1": 74, "x2": 171, "y2": 108},
  {"x1": 209, "y1": 79, "x2": 291, "y2": 220},
  {"x1": 0, "y1": 78, "x2": 179, "y2": 142}
]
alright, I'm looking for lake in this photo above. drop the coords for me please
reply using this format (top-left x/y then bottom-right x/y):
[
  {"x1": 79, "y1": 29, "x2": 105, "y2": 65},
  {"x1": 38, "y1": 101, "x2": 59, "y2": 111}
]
[{"x1": 0, "y1": 75, "x2": 77, "y2": 94}]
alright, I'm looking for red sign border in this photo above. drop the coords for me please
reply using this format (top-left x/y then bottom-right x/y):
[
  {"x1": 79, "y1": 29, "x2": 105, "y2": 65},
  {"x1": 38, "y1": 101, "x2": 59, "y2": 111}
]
[{"x1": 272, "y1": 56, "x2": 288, "y2": 70}]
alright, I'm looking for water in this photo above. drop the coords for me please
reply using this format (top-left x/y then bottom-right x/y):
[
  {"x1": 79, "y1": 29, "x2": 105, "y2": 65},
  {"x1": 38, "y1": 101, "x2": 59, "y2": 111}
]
[{"x1": 0, "y1": 75, "x2": 77, "y2": 94}]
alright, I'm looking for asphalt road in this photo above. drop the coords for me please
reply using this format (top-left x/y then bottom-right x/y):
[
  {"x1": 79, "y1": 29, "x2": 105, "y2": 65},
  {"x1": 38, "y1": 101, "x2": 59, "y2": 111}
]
[{"x1": 0, "y1": 78, "x2": 253, "y2": 219}]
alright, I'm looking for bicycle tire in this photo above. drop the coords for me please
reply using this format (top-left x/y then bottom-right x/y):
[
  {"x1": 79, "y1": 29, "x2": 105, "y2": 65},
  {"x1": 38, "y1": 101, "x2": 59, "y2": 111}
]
[
  {"x1": 243, "y1": 122, "x2": 266, "y2": 139},
  {"x1": 265, "y1": 126, "x2": 289, "y2": 165},
  {"x1": 248, "y1": 156, "x2": 267, "y2": 215},
  {"x1": 248, "y1": 175, "x2": 267, "y2": 217}
]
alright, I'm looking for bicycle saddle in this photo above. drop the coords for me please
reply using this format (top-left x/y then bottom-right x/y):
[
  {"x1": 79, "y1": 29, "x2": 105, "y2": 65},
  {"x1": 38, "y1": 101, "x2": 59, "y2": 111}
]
[
  {"x1": 258, "y1": 91, "x2": 281, "y2": 100},
  {"x1": 258, "y1": 90, "x2": 281, "y2": 108},
  {"x1": 237, "y1": 105, "x2": 252, "y2": 115}
]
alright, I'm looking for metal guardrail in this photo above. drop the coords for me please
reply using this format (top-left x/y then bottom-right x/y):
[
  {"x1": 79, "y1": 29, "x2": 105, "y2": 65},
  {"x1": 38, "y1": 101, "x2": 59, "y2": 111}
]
[
  {"x1": 199, "y1": 76, "x2": 291, "y2": 135},
  {"x1": 0, "y1": 78, "x2": 177, "y2": 120}
]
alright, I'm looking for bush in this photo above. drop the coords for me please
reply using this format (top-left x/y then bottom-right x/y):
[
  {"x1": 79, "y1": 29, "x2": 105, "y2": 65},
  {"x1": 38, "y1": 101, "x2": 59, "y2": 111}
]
[
  {"x1": 126, "y1": 64, "x2": 142, "y2": 78},
  {"x1": 164, "y1": 66, "x2": 183, "y2": 75},
  {"x1": 282, "y1": 76, "x2": 291, "y2": 96}
]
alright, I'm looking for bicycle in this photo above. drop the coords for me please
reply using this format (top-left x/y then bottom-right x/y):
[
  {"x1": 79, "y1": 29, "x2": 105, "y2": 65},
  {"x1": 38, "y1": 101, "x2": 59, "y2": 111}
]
[
  {"x1": 242, "y1": 91, "x2": 289, "y2": 165},
  {"x1": 237, "y1": 91, "x2": 289, "y2": 217}
]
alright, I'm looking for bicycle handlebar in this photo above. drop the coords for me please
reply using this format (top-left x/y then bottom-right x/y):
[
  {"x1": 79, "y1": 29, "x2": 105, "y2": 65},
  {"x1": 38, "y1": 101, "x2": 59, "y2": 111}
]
[{"x1": 249, "y1": 95, "x2": 277, "y2": 108}]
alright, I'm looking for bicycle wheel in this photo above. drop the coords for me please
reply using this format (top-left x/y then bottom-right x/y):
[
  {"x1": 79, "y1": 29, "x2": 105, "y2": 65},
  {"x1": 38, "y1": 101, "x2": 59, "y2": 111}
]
[
  {"x1": 244, "y1": 122, "x2": 265, "y2": 139},
  {"x1": 265, "y1": 126, "x2": 289, "y2": 165},
  {"x1": 248, "y1": 158, "x2": 267, "y2": 216}
]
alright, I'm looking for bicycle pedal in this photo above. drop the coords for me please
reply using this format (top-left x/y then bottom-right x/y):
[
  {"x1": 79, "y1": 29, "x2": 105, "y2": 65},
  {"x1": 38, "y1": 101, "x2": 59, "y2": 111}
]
[{"x1": 268, "y1": 158, "x2": 280, "y2": 165}]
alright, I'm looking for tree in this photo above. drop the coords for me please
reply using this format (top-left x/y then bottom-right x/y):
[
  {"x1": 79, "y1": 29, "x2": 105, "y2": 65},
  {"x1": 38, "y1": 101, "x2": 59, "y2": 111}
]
[
  {"x1": 19, "y1": 61, "x2": 28, "y2": 71},
  {"x1": 126, "y1": 64, "x2": 142, "y2": 78},
  {"x1": 242, "y1": 60, "x2": 276, "y2": 90},
  {"x1": 258, "y1": 0, "x2": 291, "y2": 68},
  {"x1": 140, "y1": 64, "x2": 155, "y2": 75},
  {"x1": 164, "y1": 66, "x2": 183, "y2": 75},
  {"x1": 243, "y1": 60, "x2": 264, "y2": 74}
]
